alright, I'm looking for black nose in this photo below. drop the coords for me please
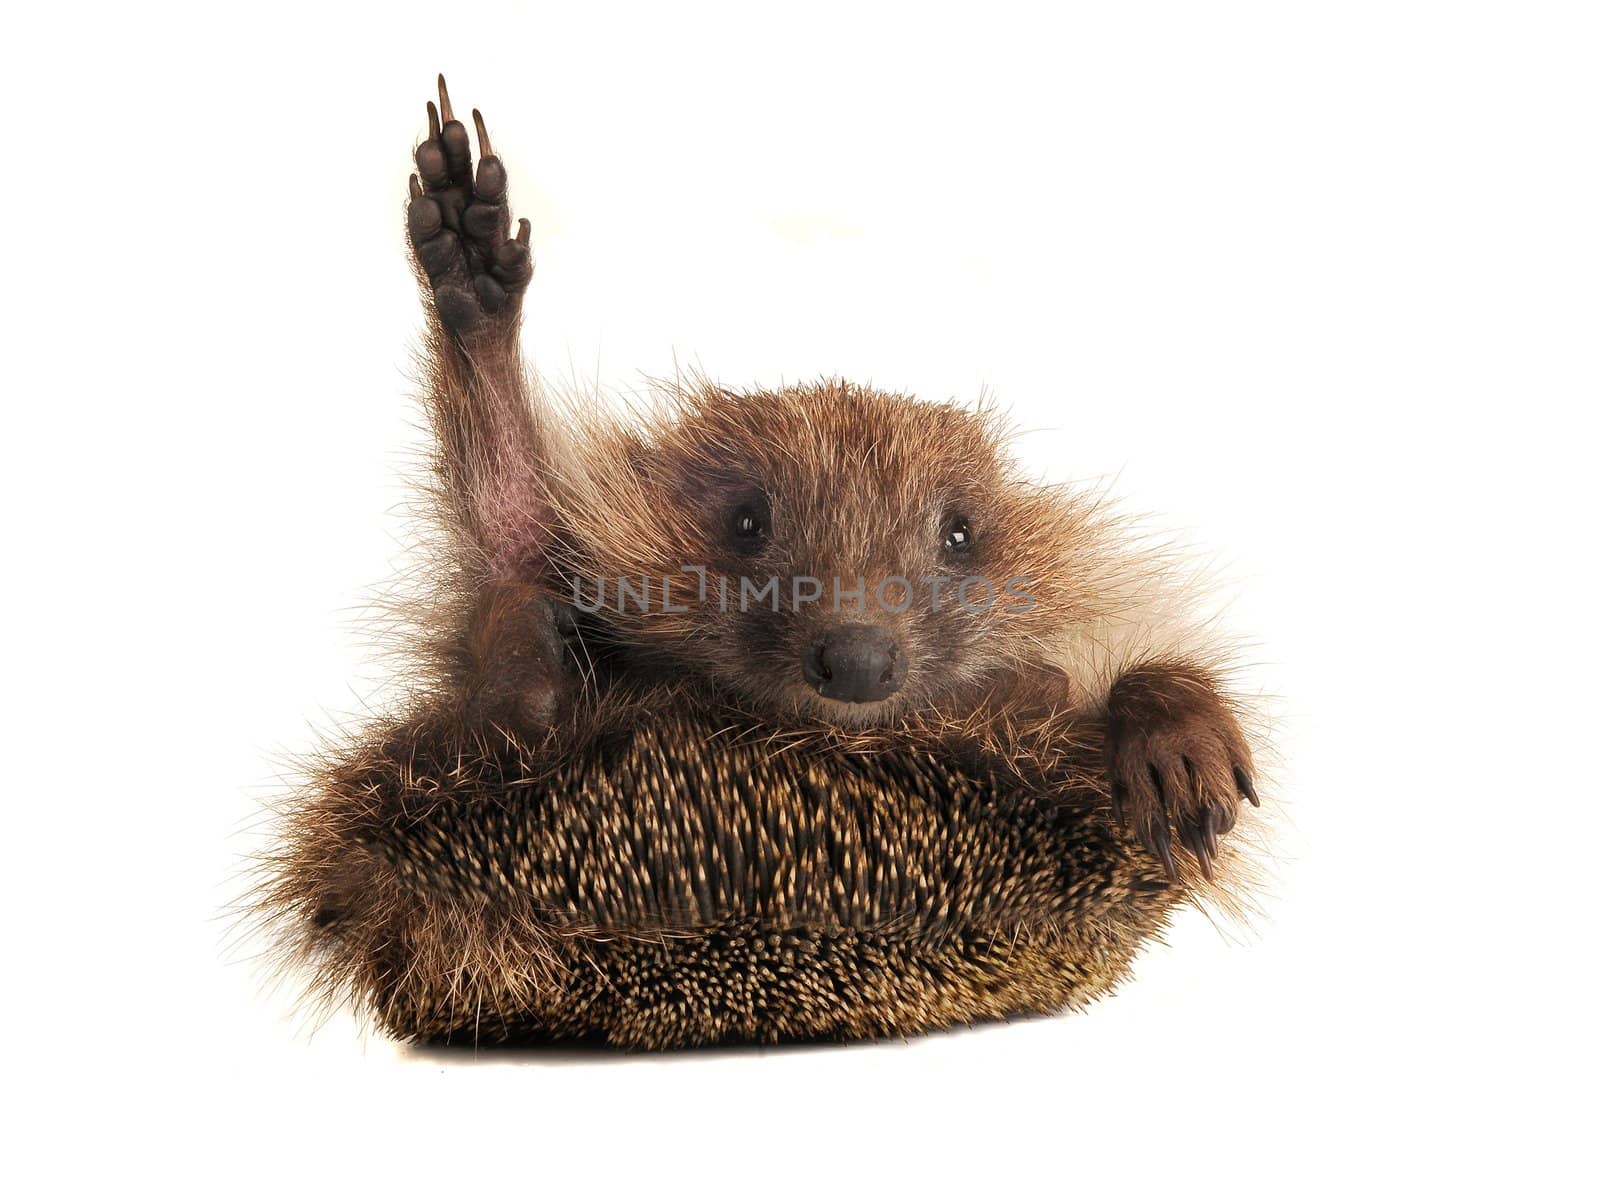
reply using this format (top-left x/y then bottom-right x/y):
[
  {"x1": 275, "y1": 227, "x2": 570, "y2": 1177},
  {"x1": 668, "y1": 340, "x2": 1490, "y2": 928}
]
[{"x1": 802, "y1": 624, "x2": 906, "y2": 703}]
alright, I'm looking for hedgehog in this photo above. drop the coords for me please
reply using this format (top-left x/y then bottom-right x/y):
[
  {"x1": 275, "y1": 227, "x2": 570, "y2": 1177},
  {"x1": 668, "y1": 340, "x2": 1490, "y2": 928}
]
[{"x1": 250, "y1": 77, "x2": 1269, "y2": 1050}]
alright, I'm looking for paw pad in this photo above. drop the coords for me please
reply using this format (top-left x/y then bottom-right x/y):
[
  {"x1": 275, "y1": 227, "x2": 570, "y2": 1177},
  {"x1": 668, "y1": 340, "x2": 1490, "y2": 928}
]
[{"x1": 407, "y1": 76, "x2": 533, "y2": 333}]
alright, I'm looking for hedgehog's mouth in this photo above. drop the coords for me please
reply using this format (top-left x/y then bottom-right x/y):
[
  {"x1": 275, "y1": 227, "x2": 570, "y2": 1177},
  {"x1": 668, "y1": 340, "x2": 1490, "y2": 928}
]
[{"x1": 778, "y1": 677, "x2": 923, "y2": 732}]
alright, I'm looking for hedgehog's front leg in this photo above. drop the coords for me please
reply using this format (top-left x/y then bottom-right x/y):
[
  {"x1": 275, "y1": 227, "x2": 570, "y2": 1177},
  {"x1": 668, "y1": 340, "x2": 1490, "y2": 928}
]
[
  {"x1": 402, "y1": 78, "x2": 577, "y2": 726},
  {"x1": 405, "y1": 76, "x2": 548, "y2": 579},
  {"x1": 1104, "y1": 663, "x2": 1260, "y2": 882}
]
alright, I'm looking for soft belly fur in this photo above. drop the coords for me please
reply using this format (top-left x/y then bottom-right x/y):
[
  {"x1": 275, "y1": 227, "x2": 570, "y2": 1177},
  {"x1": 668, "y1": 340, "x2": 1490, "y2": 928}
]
[{"x1": 261, "y1": 700, "x2": 1179, "y2": 1049}]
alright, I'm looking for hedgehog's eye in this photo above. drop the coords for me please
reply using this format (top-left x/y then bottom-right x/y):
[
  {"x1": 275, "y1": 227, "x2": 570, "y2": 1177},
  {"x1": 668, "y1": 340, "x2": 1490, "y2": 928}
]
[
  {"x1": 728, "y1": 496, "x2": 770, "y2": 553},
  {"x1": 942, "y1": 514, "x2": 974, "y2": 556}
]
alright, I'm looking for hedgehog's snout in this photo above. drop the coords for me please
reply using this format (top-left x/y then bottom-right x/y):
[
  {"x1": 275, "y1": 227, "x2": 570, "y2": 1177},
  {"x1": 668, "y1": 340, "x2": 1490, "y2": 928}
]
[{"x1": 802, "y1": 623, "x2": 907, "y2": 703}]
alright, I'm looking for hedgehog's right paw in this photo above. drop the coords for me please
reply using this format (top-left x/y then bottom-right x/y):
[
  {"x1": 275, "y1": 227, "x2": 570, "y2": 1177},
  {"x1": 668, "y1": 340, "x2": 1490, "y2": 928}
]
[
  {"x1": 1106, "y1": 664, "x2": 1259, "y2": 883},
  {"x1": 407, "y1": 75, "x2": 534, "y2": 335}
]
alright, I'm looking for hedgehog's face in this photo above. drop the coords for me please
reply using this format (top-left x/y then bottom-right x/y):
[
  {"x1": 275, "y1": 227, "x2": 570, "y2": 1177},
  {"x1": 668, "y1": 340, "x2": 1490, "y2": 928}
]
[{"x1": 559, "y1": 383, "x2": 1091, "y2": 727}]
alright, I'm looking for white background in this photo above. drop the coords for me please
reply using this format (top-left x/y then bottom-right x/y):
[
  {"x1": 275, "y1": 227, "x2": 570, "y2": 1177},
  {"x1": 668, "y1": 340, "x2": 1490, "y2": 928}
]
[{"x1": 6, "y1": 2, "x2": 1595, "y2": 1174}]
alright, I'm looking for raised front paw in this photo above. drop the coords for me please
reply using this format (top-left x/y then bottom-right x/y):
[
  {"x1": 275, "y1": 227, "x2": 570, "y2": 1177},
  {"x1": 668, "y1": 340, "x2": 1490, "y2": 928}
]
[
  {"x1": 1106, "y1": 665, "x2": 1259, "y2": 882},
  {"x1": 407, "y1": 75, "x2": 534, "y2": 334}
]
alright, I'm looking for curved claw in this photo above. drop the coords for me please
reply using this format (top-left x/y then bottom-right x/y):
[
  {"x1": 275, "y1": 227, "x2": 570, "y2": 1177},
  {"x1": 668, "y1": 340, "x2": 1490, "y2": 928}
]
[
  {"x1": 516, "y1": 218, "x2": 531, "y2": 246},
  {"x1": 426, "y1": 99, "x2": 441, "y2": 142},
  {"x1": 437, "y1": 74, "x2": 455, "y2": 123},
  {"x1": 1149, "y1": 824, "x2": 1178, "y2": 882},
  {"x1": 472, "y1": 108, "x2": 492, "y2": 159},
  {"x1": 1235, "y1": 766, "x2": 1260, "y2": 807}
]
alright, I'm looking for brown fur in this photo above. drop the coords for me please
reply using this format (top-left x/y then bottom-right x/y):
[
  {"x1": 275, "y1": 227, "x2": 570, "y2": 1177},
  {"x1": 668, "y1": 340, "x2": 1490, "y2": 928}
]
[{"x1": 246, "y1": 78, "x2": 1270, "y2": 1049}]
